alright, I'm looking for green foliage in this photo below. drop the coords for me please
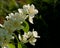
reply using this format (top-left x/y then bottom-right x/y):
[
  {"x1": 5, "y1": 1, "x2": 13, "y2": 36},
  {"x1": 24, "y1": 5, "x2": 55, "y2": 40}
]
[
  {"x1": 0, "y1": 0, "x2": 18, "y2": 17},
  {"x1": 22, "y1": 21, "x2": 29, "y2": 33},
  {"x1": 18, "y1": 42, "x2": 22, "y2": 48},
  {"x1": 18, "y1": 42, "x2": 27, "y2": 48},
  {"x1": 8, "y1": 43, "x2": 15, "y2": 48}
]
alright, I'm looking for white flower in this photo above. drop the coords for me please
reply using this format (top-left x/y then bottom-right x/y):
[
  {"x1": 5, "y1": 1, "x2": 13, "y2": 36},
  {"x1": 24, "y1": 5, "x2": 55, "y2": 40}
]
[
  {"x1": 28, "y1": 4, "x2": 38, "y2": 24},
  {"x1": 28, "y1": 4, "x2": 38, "y2": 15},
  {"x1": 23, "y1": 4, "x2": 38, "y2": 24},
  {"x1": 0, "y1": 4, "x2": 39, "y2": 47},
  {"x1": 28, "y1": 29, "x2": 40, "y2": 45},
  {"x1": 29, "y1": 38, "x2": 37, "y2": 46},
  {"x1": 18, "y1": 29, "x2": 40, "y2": 45},
  {"x1": 18, "y1": 9, "x2": 23, "y2": 14},
  {"x1": 23, "y1": 4, "x2": 30, "y2": 13},
  {"x1": 18, "y1": 34, "x2": 28, "y2": 43},
  {"x1": 23, "y1": 32, "x2": 32, "y2": 38},
  {"x1": 18, "y1": 8, "x2": 28, "y2": 20},
  {"x1": 6, "y1": 13, "x2": 14, "y2": 20},
  {"x1": 23, "y1": 32, "x2": 29, "y2": 38},
  {"x1": 18, "y1": 32, "x2": 32, "y2": 43},
  {"x1": 5, "y1": 16, "x2": 9, "y2": 20},
  {"x1": 9, "y1": 13, "x2": 14, "y2": 17},
  {"x1": 22, "y1": 35, "x2": 28, "y2": 43},
  {"x1": 5, "y1": 12, "x2": 26, "y2": 32},
  {"x1": 32, "y1": 29, "x2": 40, "y2": 38}
]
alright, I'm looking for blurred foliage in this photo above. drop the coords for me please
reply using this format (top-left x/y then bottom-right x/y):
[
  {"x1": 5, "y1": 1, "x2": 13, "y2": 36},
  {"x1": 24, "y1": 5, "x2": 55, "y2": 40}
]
[
  {"x1": 8, "y1": 43, "x2": 15, "y2": 48},
  {"x1": 0, "y1": 0, "x2": 18, "y2": 17},
  {"x1": 0, "y1": 0, "x2": 59, "y2": 48}
]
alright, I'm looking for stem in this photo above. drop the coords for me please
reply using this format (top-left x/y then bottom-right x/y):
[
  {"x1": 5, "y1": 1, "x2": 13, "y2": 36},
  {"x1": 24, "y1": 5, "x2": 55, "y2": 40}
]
[{"x1": 13, "y1": 33, "x2": 19, "y2": 42}]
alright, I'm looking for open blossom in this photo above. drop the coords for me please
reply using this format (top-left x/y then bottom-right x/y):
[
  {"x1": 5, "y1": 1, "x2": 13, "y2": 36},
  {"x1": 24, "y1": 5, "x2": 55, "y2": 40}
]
[
  {"x1": 18, "y1": 29, "x2": 40, "y2": 45},
  {"x1": 18, "y1": 34, "x2": 28, "y2": 43},
  {"x1": 28, "y1": 29, "x2": 40, "y2": 45},
  {"x1": 32, "y1": 29, "x2": 40, "y2": 38},
  {"x1": 18, "y1": 9, "x2": 28, "y2": 20},
  {"x1": 6, "y1": 13, "x2": 14, "y2": 20},
  {"x1": 23, "y1": 4, "x2": 38, "y2": 24},
  {"x1": 18, "y1": 9, "x2": 23, "y2": 14},
  {"x1": 5, "y1": 12, "x2": 25, "y2": 33},
  {"x1": 29, "y1": 37, "x2": 37, "y2": 45},
  {"x1": 0, "y1": 4, "x2": 39, "y2": 47},
  {"x1": 6, "y1": 4, "x2": 38, "y2": 24},
  {"x1": 5, "y1": 4, "x2": 38, "y2": 33}
]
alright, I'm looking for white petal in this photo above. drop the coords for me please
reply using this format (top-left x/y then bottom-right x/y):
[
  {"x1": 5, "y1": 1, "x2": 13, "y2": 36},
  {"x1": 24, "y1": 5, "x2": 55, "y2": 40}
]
[
  {"x1": 6, "y1": 13, "x2": 14, "y2": 19},
  {"x1": 23, "y1": 4, "x2": 30, "y2": 14},
  {"x1": 32, "y1": 30, "x2": 40, "y2": 38},
  {"x1": 31, "y1": 4, "x2": 35, "y2": 9},
  {"x1": 23, "y1": 36, "x2": 27, "y2": 41},
  {"x1": 18, "y1": 9, "x2": 23, "y2": 14},
  {"x1": 12, "y1": 36, "x2": 14, "y2": 39},
  {"x1": 34, "y1": 9, "x2": 38, "y2": 14},
  {"x1": 0, "y1": 24, "x2": 4, "y2": 27},
  {"x1": 32, "y1": 38, "x2": 37, "y2": 42},
  {"x1": 9, "y1": 13, "x2": 14, "y2": 17},
  {"x1": 30, "y1": 42, "x2": 35, "y2": 46},
  {"x1": 29, "y1": 16, "x2": 34, "y2": 24},
  {"x1": 18, "y1": 34, "x2": 22, "y2": 40},
  {"x1": 15, "y1": 12, "x2": 19, "y2": 15},
  {"x1": 5, "y1": 16, "x2": 11, "y2": 20},
  {"x1": 23, "y1": 4, "x2": 30, "y2": 9},
  {"x1": 29, "y1": 38, "x2": 37, "y2": 46},
  {"x1": 23, "y1": 34, "x2": 28, "y2": 38},
  {"x1": 22, "y1": 34, "x2": 28, "y2": 43},
  {"x1": 33, "y1": 31, "x2": 38, "y2": 37},
  {"x1": 5, "y1": 16, "x2": 9, "y2": 19},
  {"x1": 28, "y1": 31, "x2": 32, "y2": 37}
]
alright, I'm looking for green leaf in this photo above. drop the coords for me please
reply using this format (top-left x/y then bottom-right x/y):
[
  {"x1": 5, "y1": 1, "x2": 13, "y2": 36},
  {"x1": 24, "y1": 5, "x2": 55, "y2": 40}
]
[
  {"x1": 22, "y1": 21, "x2": 29, "y2": 33},
  {"x1": 8, "y1": 43, "x2": 15, "y2": 48},
  {"x1": 18, "y1": 42, "x2": 22, "y2": 48},
  {"x1": 18, "y1": 42, "x2": 27, "y2": 48}
]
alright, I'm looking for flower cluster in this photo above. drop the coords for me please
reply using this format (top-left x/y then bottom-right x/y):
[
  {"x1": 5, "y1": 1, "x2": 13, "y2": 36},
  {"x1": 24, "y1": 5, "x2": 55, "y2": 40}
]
[
  {"x1": 18, "y1": 29, "x2": 40, "y2": 45},
  {"x1": 0, "y1": 4, "x2": 40, "y2": 48}
]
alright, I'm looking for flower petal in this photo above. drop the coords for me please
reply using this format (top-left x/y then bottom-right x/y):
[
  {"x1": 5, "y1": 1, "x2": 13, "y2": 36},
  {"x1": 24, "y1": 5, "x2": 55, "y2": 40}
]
[
  {"x1": 18, "y1": 9, "x2": 23, "y2": 14},
  {"x1": 18, "y1": 34, "x2": 22, "y2": 40},
  {"x1": 0, "y1": 24, "x2": 4, "y2": 27},
  {"x1": 32, "y1": 29, "x2": 40, "y2": 38},
  {"x1": 29, "y1": 38, "x2": 37, "y2": 46},
  {"x1": 34, "y1": 9, "x2": 38, "y2": 14},
  {"x1": 29, "y1": 16, "x2": 34, "y2": 24}
]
